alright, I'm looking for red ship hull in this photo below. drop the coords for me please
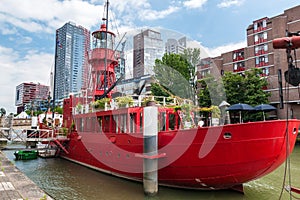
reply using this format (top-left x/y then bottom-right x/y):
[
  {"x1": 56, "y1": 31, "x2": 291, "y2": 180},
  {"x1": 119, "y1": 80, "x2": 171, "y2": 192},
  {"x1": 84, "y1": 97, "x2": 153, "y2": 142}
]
[{"x1": 60, "y1": 116, "x2": 299, "y2": 190}]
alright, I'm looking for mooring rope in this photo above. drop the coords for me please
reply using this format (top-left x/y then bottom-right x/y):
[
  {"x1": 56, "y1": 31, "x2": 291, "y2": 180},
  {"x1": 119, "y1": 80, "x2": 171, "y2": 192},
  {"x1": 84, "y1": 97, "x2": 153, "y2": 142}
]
[{"x1": 278, "y1": 80, "x2": 292, "y2": 200}]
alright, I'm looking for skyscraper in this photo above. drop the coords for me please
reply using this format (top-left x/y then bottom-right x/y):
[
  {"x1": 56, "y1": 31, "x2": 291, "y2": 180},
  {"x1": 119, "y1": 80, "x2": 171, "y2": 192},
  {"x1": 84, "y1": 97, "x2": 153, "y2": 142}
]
[
  {"x1": 165, "y1": 37, "x2": 187, "y2": 55},
  {"x1": 133, "y1": 29, "x2": 164, "y2": 77},
  {"x1": 54, "y1": 22, "x2": 90, "y2": 101}
]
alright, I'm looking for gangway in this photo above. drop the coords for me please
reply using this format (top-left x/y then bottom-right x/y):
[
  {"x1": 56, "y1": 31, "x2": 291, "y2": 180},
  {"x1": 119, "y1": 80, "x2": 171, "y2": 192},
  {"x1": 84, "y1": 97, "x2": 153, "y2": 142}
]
[{"x1": 0, "y1": 126, "x2": 69, "y2": 156}]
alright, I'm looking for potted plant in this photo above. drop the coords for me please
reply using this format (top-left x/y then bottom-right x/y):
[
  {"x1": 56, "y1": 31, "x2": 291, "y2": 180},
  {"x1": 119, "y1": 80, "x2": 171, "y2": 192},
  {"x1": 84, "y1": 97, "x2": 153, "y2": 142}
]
[
  {"x1": 91, "y1": 98, "x2": 111, "y2": 110},
  {"x1": 115, "y1": 96, "x2": 134, "y2": 108},
  {"x1": 76, "y1": 103, "x2": 83, "y2": 114},
  {"x1": 141, "y1": 96, "x2": 157, "y2": 106},
  {"x1": 211, "y1": 105, "x2": 221, "y2": 126}
]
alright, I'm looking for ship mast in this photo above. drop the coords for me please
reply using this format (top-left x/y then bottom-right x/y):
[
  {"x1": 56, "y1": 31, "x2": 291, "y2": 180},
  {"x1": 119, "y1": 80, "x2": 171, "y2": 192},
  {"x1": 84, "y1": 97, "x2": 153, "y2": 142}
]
[
  {"x1": 90, "y1": 0, "x2": 118, "y2": 100},
  {"x1": 103, "y1": 0, "x2": 109, "y2": 94}
]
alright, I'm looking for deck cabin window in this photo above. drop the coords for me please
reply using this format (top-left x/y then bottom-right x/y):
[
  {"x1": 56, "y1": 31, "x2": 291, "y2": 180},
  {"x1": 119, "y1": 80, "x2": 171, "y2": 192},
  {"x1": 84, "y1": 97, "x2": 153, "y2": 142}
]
[
  {"x1": 79, "y1": 118, "x2": 84, "y2": 132},
  {"x1": 97, "y1": 116, "x2": 103, "y2": 133},
  {"x1": 103, "y1": 115, "x2": 110, "y2": 132},
  {"x1": 129, "y1": 113, "x2": 137, "y2": 133},
  {"x1": 91, "y1": 117, "x2": 96, "y2": 132},
  {"x1": 159, "y1": 112, "x2": 166, "y2": 131},
  {"x1": 168, "y1": 113, "x2": 176, "y2": 130},
  {"x1": 140, "y1": 112, "x2": 143, "y2": 132},
  {"x1": 120, "y1": 114, "x2": 127, "y2": 133},
  {"x1": 113, "y1": 115, "x2": 119, "y2": 133},
  {"x1": 86, "y1": 117, "x2": 93, "y2": 132}
]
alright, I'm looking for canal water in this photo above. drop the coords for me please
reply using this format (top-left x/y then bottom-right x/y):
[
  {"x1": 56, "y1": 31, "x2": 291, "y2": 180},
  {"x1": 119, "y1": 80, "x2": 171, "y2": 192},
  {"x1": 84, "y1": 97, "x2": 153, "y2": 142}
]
[{"x1": 3, "y1": 144, "x2": 300, "y2": 200}]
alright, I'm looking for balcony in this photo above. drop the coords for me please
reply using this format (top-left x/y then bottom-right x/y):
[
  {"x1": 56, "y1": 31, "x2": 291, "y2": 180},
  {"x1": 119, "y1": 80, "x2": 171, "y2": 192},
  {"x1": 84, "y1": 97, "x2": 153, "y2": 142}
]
[{"x1": 233, "y1": 67, "x2": 246, "y2": 72}]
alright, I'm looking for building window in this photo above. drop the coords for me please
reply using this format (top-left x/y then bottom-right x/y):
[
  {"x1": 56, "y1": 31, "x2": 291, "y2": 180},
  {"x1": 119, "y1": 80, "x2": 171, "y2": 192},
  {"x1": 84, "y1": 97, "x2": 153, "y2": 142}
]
[
  {"x1": 256, "y1": 55, "x2": 269, "y2": 67},
  {"x1": 254, "y1": 32, "x2": 268, "y2": 44},
  {"x1": 233, "y1": 62, "x2": 245, "y2": 72},
  {"x1": 264, "y1": 55, "x2": 269, "y2": 63},
  {"x1": 263, "y1": 32, "x2": 267, "y2": 40},
  {"x1": 262, "y1": 19, "x2": 267, "y2": 28},
  {"x1": 262, "y1": 68, "x2": 270, "y2": 76},
  {"x1": 233, "y1": 50, "x2": 244, "y2": 61},
  {"x1": 233, "y1": 63, "x2": 238, "y2": 71},
  {"x1": 264, "y1": 44, "x2": 268, "y2": 52},
  {"x1": 255, "y1": 44, "x2": 268, "y2": 55},
  {"x1": 256, "y1": 57, "x2": 259, "y2": 65},
  {"x1": 254, "y1": 35, "x2": 258, "y2": 43},
  {"x1": 254, "y1": 23, "x2": 258, "y2": 31},
  {"x1": 255, "y1": 46, "x2": 259, "y2": 54}
]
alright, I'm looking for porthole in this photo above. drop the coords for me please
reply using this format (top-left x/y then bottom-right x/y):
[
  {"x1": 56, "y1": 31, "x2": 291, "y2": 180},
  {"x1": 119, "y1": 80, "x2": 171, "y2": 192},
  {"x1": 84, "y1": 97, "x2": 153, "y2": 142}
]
[{"x1": 223, "y1": 132, "x2": 232, "y2": 139}]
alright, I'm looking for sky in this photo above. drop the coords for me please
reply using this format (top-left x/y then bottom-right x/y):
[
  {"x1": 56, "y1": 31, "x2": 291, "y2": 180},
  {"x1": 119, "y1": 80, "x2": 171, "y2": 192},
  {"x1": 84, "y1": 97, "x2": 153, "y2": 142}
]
[{"x1": 0, "y1": 0, "x2": 299, "y2": 113}]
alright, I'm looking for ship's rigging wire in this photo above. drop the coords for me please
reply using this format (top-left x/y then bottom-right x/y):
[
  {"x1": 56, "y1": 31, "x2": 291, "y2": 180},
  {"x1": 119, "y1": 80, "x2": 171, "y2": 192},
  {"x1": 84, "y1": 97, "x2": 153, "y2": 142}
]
[{"x1": 278, "y1": 48, "x2": 300, "y2": 200}]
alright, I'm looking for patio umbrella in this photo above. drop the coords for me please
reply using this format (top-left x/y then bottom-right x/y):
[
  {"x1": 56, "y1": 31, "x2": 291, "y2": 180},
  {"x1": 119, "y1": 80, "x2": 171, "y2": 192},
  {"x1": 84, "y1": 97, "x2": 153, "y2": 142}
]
[
  {"x1": 254, "y1": 104, "x2": 276, "y2": 121},
  {"x1": 226, "y1": 103, "x2": 254, "y2": 123},
  {"x1": 219, "y1": 100, "x2": 230, "y2": 108}
]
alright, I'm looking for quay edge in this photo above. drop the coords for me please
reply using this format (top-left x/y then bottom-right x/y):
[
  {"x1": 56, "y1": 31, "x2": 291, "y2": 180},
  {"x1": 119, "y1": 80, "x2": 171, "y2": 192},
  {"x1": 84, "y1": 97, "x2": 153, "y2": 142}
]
[{"x1": 0, "y1": 150, "x2": 53, "y2": 200}]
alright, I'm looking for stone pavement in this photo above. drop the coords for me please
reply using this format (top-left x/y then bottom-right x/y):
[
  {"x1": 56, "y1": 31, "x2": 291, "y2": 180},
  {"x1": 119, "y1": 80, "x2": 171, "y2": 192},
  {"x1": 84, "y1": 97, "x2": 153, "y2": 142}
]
[{"x1": 0, "y1": 151, "x2": 53, "y2": 200}]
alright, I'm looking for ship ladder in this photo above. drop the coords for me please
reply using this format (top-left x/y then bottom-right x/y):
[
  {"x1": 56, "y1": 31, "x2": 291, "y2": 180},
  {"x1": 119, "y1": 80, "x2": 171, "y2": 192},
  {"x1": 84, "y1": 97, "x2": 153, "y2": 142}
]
[{"x1": 53, "y1": 139, "x2": 69, "y2": 154}]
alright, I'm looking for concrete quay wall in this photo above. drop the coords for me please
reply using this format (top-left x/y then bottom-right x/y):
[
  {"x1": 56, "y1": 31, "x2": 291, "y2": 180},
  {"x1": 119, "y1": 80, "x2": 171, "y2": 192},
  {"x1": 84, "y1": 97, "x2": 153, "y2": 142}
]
[{"x1": 0, "y1": 151, "x2": 53, "y2": 200}]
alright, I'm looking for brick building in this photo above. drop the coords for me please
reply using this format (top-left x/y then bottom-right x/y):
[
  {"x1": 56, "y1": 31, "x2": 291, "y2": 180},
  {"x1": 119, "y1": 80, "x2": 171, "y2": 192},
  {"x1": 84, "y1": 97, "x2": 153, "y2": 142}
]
[
  {"x1": 15, "y1": 82, "x2": 50, "y2": 114},
  {"x1": 198, "y1": 5, "x2": 300, "y2": 119}
]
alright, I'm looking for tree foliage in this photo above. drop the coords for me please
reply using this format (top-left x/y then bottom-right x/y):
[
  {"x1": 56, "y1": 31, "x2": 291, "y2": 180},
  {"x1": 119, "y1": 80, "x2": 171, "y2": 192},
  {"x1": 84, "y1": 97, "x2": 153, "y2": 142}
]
[
  {"x1": 199, "y1": 68, "x2": 270, "y2": 107},
  {"x1": 181, "y1": 48, "x2": 200, "y2": 81},
  {"x1": 0, "y1": 108, "x2": 6, "y2": 117},
  {"x1": 150, "y1": 83, "x2": 170, "y2": 97},
  {"x1": 152, "y1": 49, "x2": 201, "y2": 100},
  {"x1": 152, "y1": 53, "x2": 193, "y2": 99},
  {"x1": 197, "y1": 74, "x2": 226, "y2": 108},
  {"x1": 222, "y1": 68, "x2": 270, "y2": 106}
]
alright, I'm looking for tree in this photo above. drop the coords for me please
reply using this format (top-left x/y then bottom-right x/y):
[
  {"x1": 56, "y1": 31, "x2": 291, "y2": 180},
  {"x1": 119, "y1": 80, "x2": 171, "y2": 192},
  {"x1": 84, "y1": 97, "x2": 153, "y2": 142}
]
[
  {"x1": 222, "y1": 71, "x2": 246, "y2": 104},
  {"x1": 153, "y1": 53, "x2": 193, "y2": 99},
  {"x1": 222, "y1": 68, "x2": 270, "y2": 106},
  {"x1": 197, "y1": 74, "x2": 226, "y2": 107},
  {"x1": 54, "y1": 106, "x2": 63, "y2": 114},
  {"x1": 222, "y1": 68, "x2": 270, "y2": 121},
  {"x1": 243, "y1": 69, "x2": 270, "y2": 105},
  {"x1": 181, "y1": 48, "x2": 200, "y2": 82},
  {"x1": 181, "y1": 48, "x2": 201, "y2": 103},
  {"x1": 150, "y1": 83, "x2": 170, "y2": 97},
  {"x1": 0, "y1": 108, "x2": 6, "y2": 117}
]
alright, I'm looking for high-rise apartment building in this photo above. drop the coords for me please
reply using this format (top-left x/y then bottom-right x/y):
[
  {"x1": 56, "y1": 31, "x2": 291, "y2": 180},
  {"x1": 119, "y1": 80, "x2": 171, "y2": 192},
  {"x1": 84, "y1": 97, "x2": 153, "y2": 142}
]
[
  {"x1": 165, "y1": 37, "x2": 187, "y2": 54},
  {"x1": 54, "y1": 22, "x2": 90, "y2": 101},
  {"x1": 198, "y1": 5, "x2": 300, "y2": 119},
  {"x1": 133, "y1": 29, "x2": 164, "y2": 77},
  {"x1": 15, "y1": 82, "x2": 50, "y2": 113}
]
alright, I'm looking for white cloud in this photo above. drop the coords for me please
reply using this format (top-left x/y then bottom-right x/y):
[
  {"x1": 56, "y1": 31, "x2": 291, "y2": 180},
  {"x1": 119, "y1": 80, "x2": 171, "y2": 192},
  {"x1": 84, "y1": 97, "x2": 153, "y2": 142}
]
[
  {"x1": 0, "y1": 0, "x2": 182, "y2": 36},
  {"x1": 0, "y1": 46, "x2": 53, "y2": 113},
  {"x1": 203, "y1": 40, "x2": 246, "y2": 57},
  {"x1": 138, "y1": 6, "x2": 180, "y2": 21},
  {"x1": 217, "y1": 0, "x2": 245, "y2": 8},
  {"x1": 0, "y1": 0, "x2": 104, "y2": 34},
  {"x1": 183, "y1": 0, "x2": 208, "y2": 9}
]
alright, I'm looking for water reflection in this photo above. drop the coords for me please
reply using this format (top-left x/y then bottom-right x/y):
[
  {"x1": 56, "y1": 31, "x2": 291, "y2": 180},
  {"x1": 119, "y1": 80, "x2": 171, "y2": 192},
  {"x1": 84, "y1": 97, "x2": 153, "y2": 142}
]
[{"x1": 3, "y1": 144, "x2": 300, "y2": 200}]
